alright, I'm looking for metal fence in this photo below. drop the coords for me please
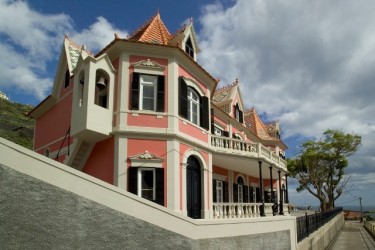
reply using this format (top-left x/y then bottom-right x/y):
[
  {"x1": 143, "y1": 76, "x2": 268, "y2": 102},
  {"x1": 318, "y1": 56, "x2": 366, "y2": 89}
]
[{"x1": 296, "y1": 207, "x2": 343, "y2": 242}]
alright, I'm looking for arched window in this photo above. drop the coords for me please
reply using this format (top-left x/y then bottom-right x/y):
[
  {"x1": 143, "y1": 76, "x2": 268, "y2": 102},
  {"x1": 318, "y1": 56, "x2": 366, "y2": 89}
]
[
  {"x1": 94, "y1": 70, "x2": 109, "y2": 109},
  {"x1": 44, "y1": 148, "x2": 50, "y2": 157},
  {"x1": 237, "y1": 176, "x2": 244, "y2": 203}
]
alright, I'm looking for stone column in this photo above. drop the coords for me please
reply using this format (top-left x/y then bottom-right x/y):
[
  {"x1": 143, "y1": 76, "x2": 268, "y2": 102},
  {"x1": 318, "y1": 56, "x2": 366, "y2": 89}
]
[
  {"x1": 278, "y1": 170, "x2": 284, "y2": 215},
  {"x1": 259, "y1": 161, "x2": 265, "y2": 217}
]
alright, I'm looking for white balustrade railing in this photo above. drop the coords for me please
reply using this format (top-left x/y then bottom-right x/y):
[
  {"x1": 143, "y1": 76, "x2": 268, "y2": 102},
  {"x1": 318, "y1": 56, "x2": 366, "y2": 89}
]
[
  {"x1": 211, "y1": 135, "x2": 257, "y2": 153},
  {"x1": 211, "y1": 135, "x2": 287, "y2": 170},
  {"x1": 213, "y1": 203, "x2": 278, "y2": 219}
]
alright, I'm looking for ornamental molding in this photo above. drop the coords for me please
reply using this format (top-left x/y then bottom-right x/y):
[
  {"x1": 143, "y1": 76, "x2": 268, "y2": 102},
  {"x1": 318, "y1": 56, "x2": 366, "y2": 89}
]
[
  {"x1": 131, "y1": 59, "x2": 165, "y2": 71},
  {"x1": 128, "y1": 150, "x2": 163, "y2": 168}
]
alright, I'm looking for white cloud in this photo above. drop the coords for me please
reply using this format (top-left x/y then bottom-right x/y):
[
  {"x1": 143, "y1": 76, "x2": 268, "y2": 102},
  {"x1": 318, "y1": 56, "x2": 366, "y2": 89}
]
[
  {"x1": 0, "y1": 0, "x2": 127, "y2": 101},
  {"x1": 198, "y1": 0, "x2": 375, "y2": 205},
  {"x1": 71, "y1": 16, "x2": 128, "y2": 53}
]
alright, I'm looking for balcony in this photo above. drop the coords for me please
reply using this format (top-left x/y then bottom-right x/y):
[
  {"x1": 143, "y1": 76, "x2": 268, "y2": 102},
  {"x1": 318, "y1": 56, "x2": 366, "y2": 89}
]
[
  {"x1": 213, "y1": 202, "x2": 290, "y2": 219},
  {"x1": 210, "y1": 135, "x2": 287, "y2": 171}
]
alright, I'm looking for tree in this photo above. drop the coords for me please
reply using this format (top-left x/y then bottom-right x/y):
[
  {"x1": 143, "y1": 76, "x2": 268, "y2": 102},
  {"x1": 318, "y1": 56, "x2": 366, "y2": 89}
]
[{"x1": 287, "y1": 129, "x2": 361, "y2": 212}]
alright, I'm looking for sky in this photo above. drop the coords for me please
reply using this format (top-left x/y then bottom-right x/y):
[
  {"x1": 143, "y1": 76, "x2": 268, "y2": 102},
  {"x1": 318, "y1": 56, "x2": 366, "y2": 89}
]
[{"x1": 0, "y1": 0, "x2": 374, "y2": 208}]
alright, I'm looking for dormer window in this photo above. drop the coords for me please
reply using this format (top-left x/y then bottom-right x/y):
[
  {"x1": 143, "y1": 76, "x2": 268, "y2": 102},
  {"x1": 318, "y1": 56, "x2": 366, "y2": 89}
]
[
  {"x1": 185, "y1": 37, "x2": 194, "y2": 59},
  {"x1": 64, "y1": 70, "x2": 70, "y2": 88},
  {"x1": 233, "y1": 103, "x2": 243, "y2": 123}
]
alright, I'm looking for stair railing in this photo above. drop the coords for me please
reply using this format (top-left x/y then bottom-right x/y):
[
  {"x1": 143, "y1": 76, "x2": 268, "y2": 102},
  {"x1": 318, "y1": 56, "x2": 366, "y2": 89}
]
[{"x1": 55, "y1": 127, "x2": 71, "y2": 161}]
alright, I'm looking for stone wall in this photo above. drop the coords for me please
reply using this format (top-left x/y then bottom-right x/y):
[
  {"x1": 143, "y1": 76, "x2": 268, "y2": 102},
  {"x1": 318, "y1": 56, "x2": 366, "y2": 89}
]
[
  {"x1": 0, "y1": 138, "x2": 296, "y2": 249},
  {"x1": 0, "y1": 164, "x2": 291, "y2": 249}
]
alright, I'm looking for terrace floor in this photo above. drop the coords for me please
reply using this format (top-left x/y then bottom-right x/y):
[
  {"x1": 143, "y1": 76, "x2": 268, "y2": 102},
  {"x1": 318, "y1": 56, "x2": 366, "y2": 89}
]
[{"x1": 328, "y1": 220, "x2": 375, "y2": 250}]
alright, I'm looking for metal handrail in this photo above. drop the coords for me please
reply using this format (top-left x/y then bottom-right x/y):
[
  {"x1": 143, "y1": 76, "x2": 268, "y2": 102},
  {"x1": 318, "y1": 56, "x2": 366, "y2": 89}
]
[{"x1": 55, "y1": 127, "x2": 71, "y2": 161}]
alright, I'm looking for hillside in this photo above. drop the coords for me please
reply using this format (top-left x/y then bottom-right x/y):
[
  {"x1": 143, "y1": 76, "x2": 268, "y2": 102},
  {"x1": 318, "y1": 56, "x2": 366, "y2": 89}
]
[{"x1": 0, "y1": 98, "x2": 34, "y2": 149}]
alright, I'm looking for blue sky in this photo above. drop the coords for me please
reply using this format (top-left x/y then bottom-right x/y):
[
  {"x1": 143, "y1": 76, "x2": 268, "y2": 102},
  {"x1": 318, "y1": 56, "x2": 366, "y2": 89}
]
[{"x1": 1, "y1": 0, "x2": 374, "y2": 208}]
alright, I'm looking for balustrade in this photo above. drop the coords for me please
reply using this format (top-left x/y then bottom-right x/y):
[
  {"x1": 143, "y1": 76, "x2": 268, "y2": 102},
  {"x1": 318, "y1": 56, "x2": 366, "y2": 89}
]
[{"x1": 213, "y1": 202, "x2": 278, "y2": 219}]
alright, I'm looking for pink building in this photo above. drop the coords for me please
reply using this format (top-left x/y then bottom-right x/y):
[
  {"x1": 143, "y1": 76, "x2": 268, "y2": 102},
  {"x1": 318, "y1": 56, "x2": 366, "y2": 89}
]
[{"x1": 29, "y1": 13, "x2": 289, "y2": 219}]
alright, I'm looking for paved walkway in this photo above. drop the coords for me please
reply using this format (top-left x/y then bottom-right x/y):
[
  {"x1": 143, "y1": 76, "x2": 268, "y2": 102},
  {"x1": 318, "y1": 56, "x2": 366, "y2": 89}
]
[{"x1": 329, "y1": 221, "x2": 375, "y2": 250}]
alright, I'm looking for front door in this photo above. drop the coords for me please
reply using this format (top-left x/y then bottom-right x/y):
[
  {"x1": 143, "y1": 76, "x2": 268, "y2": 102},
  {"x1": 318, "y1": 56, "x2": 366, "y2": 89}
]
[{"x1": 186, "y1": 156, "x2": 201, "y2": 219}]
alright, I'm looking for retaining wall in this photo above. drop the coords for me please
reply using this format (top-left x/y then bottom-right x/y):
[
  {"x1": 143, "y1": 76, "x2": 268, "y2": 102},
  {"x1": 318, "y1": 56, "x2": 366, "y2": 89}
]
[
  {"x1": 297, "y1": 211, "x2": 344, "y2": 250},
  {"x1": 0, "y1": 138, "x2": 297, "y2": 250}
]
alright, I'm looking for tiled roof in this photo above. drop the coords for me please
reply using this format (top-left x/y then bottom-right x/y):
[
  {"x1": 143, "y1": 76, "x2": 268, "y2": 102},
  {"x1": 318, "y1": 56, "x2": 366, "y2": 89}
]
[
  {"x1": 244, "y1": 107, "x2": 272, "y2": 140},
  {"x1": 212, "y1": 79, "x2": 239, "y2": 106},
  {"x1": 127, "y1": 12, "x2": 172, "y2": 45}
]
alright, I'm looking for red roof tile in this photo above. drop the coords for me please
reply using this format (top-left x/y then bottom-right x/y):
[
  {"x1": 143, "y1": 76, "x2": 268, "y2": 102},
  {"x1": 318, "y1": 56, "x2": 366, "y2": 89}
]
[{"x1": 127, "y1": 12, "x2": 172, "y2": 45}]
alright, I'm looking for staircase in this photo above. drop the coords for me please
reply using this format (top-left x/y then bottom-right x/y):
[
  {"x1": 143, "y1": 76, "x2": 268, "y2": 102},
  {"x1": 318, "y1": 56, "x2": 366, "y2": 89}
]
[{"x1": 65, "y1": 139, "x2": 94, "y2": 170}]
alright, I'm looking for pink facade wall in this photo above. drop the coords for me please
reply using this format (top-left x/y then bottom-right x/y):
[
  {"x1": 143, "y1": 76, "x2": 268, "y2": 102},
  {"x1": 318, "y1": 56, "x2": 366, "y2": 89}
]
[
  {"x1": 127, "y1": 113, "x2": 167, "y2": 128},
  {"x1": 178, "y1": 66, "x2": 208, "y2": 95},
  {"x1": 34, "y1": 92, "x2": 73, "y2": 150},
  {"x1": 179, "y1": 120, "x2": 208, "y2": 142},
  {"x1": 83, "y1": 137, "x2": 114, "y2": 184}
]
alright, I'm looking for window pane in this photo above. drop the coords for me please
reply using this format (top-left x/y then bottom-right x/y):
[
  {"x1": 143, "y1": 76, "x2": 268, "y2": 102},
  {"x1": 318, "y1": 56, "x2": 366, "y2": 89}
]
[
  {"x1": 143, "y1": 98, "x2": 154, "y2": 110},
  {"x1": 143, "y1": 85, "x2": 154, "y2": 98},
  {"x1": 142, "y1": 170, "x2": 154, "y2": 189},
  {"x1": 141, "y1": 75, "x2": 157, "y2": 84},
  {"x1": 142, "y1": 190, "x2": 154, "y2": 200}
]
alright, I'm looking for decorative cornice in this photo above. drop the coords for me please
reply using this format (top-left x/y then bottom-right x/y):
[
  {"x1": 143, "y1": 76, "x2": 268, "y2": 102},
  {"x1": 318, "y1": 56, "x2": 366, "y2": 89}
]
[{"x1": 131, "y1": 59, "x2": 165, "y2": 71}]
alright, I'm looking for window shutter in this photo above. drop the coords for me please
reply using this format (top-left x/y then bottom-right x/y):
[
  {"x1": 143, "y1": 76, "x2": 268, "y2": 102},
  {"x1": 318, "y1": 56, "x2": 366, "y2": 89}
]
[
  {"x1": 233, "y1": 105, "x2": 236, "y2": 118},
  {"x1": 128, "y1": 167, "x2": 138, "y2": 195},
  {"x1": 243, "y1": 185, "x2": 249, "y2": 202},
  {"x1": 239, "y1": 110, "x2": 243, "y2": 123},
  {"x1": 156, "y1": 75, "x2": 165, "y2": 112},
  {"x1": 211, "y1": 109, "x2": 215, "y2": 134},
  {"x1": 213, "y1": 179, "x2": 217, "y2": 202},
  {"x1": 200, "y1": 96, "x2": 209, "y2": 130},
  {"x1": 223, "y1": 181, "x2": 229, "y2": 202},
  {"x1": 178, "y1": 77, "x2": 188, "y2": 119},
  {"x1": 155, "y1": 168, "x2": 164, "y2": 206},
  {"x1": 131, "y1": 73, "x2": 140, "y2": 110},
  {"x1": 233, "y1": 183, "x2": 239, "y2": 203}
]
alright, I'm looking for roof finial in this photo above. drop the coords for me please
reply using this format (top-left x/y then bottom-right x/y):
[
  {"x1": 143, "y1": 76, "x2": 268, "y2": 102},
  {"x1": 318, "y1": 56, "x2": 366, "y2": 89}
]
[
  {"x1": 114, "y1": 33, "x2": 119, "y2": 40},
  {"x1": 190, "y1": 17, "x2": 193, "y2": 24},
  {"x1": 64, "y1": 34, "x2": 69, "y2": 39},
  {"x1": 235, "y1": 77, "x2": 239, "y2": 85}
]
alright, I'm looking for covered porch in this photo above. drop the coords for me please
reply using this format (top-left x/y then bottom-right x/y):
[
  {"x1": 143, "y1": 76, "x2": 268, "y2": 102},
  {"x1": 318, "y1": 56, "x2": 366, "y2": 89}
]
[{"x1": 210, "y1": 135, "x2": 290, "y2": 218}]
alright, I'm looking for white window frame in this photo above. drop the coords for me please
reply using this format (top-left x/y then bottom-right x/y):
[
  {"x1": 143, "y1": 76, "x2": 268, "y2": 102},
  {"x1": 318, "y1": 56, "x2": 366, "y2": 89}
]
[
  {"x1": 187, "y1": 87, "x2": 200, "y2": 126},
  {"x1": 137, "y1": 168, "x2": 156, "y2": 200},
  {"x1": 216, "y1": 180, "x2": 223, "y2": 203},
  {"x1": 140, "y1": 74, "x2": 157, "y2": 111}
]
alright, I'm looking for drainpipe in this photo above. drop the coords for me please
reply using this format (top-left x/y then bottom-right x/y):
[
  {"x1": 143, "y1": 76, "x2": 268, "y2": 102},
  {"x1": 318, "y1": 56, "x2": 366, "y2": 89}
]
[{"x1": 259, "y1": 161, "x2": 265, "y2": 216}]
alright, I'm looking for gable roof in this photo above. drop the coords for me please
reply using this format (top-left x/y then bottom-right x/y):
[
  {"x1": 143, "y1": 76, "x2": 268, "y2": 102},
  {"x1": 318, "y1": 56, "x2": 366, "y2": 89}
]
[
  {"x1": 212, "y1": 78, "x2": 245, "y2": 115},
  {"x1": 127, "y1": 12, "x2": 172, "y2": 45},
  {"x1": 244, "y1": 107, "x2": 272, "y2": 140}
]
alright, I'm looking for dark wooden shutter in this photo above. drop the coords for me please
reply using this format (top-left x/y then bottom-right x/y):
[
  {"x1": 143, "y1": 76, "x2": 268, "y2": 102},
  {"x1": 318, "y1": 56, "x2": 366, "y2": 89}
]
[
  {"x1": 200, "y1": 96, "x2": 209, "y2": 130},
  {"x1": 131, "y1": 73, "x2": 140, "y2": 110},
  {"x1": 233, "y1": 105, "x2": 236, "y2": 119},
  {"x1": 178, "y1": 77, "x2": 188, "y2": 119},
  {"x1": 223, "y1": 131, "x2": 229, "y2": 137},
  {"x1": 239, "y1": 110, "x2": 243, "y2": 123},
  {"x1": 156, "y1": 75, "x2": 165, "y2": 112},
  {"x1": 128, "y1": 167, "x2": 138, "y2": 195},
  {"x1": 233, "y1": 183, "x2": 238, "y2": 203},
  {"x1": 223, "y1": 181, "x2": 229, "y2": 202},
  {"x1": 155, "y1": 168, "x2": 164, "y2": 206},
  {"x1": 211, "y1": 109, "x2": 215, "y2": 134},
  {"x1": 213, "y1": 179, "x2": 217, "y2": 202},
  {"x1": 243, "y1": 185, "x2": 249, "y2": 203}
]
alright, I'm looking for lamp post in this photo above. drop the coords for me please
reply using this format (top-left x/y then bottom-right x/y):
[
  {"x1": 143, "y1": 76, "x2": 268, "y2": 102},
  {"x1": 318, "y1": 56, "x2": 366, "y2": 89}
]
[{"x1": 359, "y1": 197, "x2": 363, "y2": 222}]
